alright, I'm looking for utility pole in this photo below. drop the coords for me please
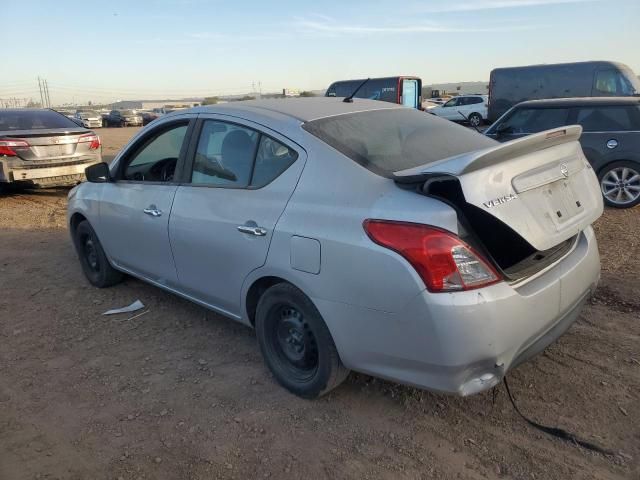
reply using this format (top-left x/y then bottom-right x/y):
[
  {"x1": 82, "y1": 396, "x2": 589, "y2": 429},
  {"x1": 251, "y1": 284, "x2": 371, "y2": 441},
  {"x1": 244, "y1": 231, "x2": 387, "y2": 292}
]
[
  {"x1": 44, "y1": 80, "x2": 51, "y2": 108},
  {"x1": 38, "y1": 77, "x2": 44, "y2": 107}
]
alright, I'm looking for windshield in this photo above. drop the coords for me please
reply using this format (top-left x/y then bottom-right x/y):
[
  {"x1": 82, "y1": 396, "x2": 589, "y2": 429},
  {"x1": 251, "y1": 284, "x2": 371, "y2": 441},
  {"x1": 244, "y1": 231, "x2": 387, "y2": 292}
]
[
  {"x1": 303, "y1": 108, "x2": 496, "y2": 177},
  {"x1": 620, "y1": 68, "x2": 640, "y2": 95},
  {"x1": 0, "y1": 110, "x2": 82, "y2": 131},
  {"x1": 122, "y1": 110, "x2": 137, "y2": 115}
]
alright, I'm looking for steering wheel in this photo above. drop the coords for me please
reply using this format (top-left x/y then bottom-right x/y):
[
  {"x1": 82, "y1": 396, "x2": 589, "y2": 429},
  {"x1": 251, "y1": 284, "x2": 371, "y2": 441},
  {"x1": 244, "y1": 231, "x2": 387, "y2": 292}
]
[
  {"x1": 147, "y1": 157, "x2": 177, "y2": 182},
  {"x1": 160, "y1": 160, "x2": 175, "y2": 182}
]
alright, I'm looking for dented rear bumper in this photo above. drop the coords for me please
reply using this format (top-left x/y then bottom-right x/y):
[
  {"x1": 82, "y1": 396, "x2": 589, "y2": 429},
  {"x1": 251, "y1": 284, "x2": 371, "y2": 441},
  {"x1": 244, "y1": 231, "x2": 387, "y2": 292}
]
[
  {"x1": 314, "y1": 226, "x2": 600, "y2": 395},
  {"x1": 0, "y1": 157, "x2": 100, "y2": 186}
]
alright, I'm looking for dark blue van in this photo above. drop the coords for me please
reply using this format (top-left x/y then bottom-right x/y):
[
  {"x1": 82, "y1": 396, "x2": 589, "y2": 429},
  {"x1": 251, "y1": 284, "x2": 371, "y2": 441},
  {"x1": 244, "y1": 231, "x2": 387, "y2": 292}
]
[{"x1": 325, "y1": 76, "x2": 422, "y2": 109}]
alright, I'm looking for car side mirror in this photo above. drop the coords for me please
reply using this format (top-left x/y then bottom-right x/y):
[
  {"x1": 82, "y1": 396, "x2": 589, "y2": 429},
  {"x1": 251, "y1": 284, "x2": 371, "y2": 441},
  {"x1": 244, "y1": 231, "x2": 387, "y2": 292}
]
[{"x1": 85, "y1": 162, "x2": 111, "y2": 183}]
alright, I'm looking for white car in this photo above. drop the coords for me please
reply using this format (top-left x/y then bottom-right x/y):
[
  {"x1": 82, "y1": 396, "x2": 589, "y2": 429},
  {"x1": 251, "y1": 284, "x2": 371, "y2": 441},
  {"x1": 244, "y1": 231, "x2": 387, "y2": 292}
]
[
  {"x1": 74, "y1": 110, "x2": 103, "y2": 128},
  {"x1": 429, "y1": 95, "x2": 488, "y2": 127}
]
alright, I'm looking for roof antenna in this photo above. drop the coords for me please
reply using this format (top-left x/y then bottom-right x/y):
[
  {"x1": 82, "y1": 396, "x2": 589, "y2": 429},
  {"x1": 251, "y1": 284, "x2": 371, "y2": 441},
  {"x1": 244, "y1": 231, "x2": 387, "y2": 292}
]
[{"x1": 343, "y1": 78, "x2": 370, "y2": 103}]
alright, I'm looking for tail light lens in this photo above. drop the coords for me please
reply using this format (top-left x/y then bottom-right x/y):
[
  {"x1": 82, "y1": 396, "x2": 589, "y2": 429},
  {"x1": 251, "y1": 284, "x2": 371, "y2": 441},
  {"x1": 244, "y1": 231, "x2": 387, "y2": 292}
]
[
  {"x1": 0, "y1": 139, "x2": 29, "y2": 156},
  {"x1": 78, "y1": 133, "x2": 101, "y2": 150},
  {"x1": 363, "y1": 220, "x2": 501, "y2": 292}
]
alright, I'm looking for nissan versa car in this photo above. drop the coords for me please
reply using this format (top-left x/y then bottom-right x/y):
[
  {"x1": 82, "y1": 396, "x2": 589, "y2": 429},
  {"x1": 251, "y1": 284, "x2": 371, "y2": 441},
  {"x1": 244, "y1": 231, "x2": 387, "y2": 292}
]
[
  {"x1": 68, "y1": 98, "x2": 603, "y2": 398},
  {"x1": 486, "y1": 97, "x2": 640, "y2": 208},
  {"x1": 0, "y1": 109, "x2": 102, "y2": 189}
]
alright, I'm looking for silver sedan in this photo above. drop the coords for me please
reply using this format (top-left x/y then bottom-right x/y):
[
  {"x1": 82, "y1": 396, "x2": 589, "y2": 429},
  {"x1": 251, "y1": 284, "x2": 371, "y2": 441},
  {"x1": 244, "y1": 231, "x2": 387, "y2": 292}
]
[{"x1": 67, "y1": 98, "x2": 603, "y2": 398}]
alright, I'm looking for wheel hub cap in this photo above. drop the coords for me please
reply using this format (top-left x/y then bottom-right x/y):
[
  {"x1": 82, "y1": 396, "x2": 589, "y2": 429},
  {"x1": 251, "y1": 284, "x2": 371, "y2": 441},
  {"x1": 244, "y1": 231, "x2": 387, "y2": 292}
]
[
  {"x1": 601, "y1": 166, "x2": 640, "y2": 205},
  {"x1": 84, "y1": 238, "x2": 98, "y2": 270},
  {"x1": 275, "y1": 307, "x2": 318, "y2": 370}
]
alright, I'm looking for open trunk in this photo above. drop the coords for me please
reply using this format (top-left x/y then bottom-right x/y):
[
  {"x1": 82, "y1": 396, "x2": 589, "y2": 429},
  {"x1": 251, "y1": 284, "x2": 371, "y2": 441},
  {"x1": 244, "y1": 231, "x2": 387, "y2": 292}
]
[{"x1": 394, "y1": 126, "x2": 604, "y2": 281}]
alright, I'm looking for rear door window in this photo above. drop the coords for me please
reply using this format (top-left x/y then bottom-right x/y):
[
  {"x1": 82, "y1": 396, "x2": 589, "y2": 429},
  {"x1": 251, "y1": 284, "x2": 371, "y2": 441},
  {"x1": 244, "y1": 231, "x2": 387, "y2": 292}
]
[
  {"x1": 191, "y1": 120, "x2": 259, "y2": 187},
  {"x1": 498, "y1": 108, "x2": 570, "y2": 134},
  {"x1": 251, "y1": 136, "x2": 298, "y2": 188},
  {"x1": 576, "y1": 106, "x2": 640, "y2": 132}
]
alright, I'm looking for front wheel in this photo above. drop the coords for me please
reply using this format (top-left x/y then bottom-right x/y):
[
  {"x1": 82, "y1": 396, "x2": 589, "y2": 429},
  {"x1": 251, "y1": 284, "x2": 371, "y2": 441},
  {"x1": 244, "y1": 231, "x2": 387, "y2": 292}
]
[
  {"x1": 598, "y1": 161, "x2": 640, "y2": 208},
  {"x1": 255, "y1": 283, "x2": 349, "y2": 398},
  {"x1": 73, "y1": 220, "x2": 124, "y2": 287},
  {"x1": 468, "y1": 112, "x2": 483, "y2": 128}
]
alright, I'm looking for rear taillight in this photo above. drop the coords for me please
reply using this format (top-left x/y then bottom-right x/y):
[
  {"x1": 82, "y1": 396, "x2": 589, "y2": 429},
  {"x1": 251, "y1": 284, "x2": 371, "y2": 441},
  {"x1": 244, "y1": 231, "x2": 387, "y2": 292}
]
[
  {"x1": 0, "y1": 139, "x2": 29, "y2": 156},
  {"x1": 78, "y1": 133, "x2": 101, "y2": 150},
  {"x1": 363, "y1": 220, "x2": 501, "y2": 292}
]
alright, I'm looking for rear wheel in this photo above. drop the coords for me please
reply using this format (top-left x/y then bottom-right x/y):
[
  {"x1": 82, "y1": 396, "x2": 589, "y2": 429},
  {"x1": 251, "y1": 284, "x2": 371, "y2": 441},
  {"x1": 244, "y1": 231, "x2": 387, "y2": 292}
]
[
  {"x1": 73, "y1": 220, "x2": 124, "y2": 287},
  {"x1": 468, "y1": 112, "x2": 482, "y2": 128},
  {"x1": 255, "y1": 283, "x2": 349, "y2": 398},
  {"x1": 598, "y1": 161, "x2": 640, "y2": 208}
]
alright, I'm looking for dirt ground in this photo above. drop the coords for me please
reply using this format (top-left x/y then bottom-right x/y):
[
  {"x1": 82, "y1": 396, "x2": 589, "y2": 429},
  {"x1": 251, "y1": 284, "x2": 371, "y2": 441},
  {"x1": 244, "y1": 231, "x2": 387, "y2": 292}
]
[{"x1": 0, "y1": 127, "x2": 638, "y2": 480}]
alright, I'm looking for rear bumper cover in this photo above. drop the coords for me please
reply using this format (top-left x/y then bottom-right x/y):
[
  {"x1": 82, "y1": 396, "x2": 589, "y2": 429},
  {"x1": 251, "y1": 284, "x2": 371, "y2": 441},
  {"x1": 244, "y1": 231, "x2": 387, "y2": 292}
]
[
  {"x1": 0, "y1": 157, "x2": 100, "y2": 185},
  {"x1": 315, "y1": 226, "x2": 600, "y2": 395}
]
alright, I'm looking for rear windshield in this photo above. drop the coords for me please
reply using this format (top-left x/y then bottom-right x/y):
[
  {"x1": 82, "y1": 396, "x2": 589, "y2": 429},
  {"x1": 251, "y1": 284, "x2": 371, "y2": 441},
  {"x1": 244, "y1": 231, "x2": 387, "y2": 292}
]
[
  {"x1": 0, "y1": 110, "x2": 81, "y2": 131},
  {"x1": 303, "y1": 108, "x2": 496, "y2": 176}
]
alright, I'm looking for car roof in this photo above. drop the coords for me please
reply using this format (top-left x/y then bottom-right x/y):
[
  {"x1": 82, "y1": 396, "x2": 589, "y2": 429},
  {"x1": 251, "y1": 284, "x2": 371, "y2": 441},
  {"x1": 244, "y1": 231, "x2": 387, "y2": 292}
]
[
  {"x1": 515, "y1": 97, "x2": 640, "y2": 108},
  {"x1": 180, "y1": 97, "x2": 402, "y2": 123}
]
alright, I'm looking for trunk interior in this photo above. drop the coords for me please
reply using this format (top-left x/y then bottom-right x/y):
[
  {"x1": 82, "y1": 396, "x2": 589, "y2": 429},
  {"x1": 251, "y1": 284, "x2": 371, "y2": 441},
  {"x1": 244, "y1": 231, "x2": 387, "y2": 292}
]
[{"x1": 415, "y1": 176, "x2": 576, "y2": 282}]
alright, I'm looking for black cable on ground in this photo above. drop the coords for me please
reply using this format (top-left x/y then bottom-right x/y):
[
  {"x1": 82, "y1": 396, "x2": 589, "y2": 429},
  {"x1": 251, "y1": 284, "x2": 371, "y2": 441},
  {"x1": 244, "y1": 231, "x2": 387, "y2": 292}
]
[{"x1": 503, "y1": 376, "x2": 616, "y2": 456}]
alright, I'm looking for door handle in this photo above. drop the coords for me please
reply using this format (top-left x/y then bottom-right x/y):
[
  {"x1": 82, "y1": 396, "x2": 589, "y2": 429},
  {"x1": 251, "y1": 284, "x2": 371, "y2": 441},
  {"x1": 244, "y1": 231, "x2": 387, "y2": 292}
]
[
  {"x1": 143, "y1": 206, "x2": 162, "y2": 217},
  {"x1": 237, "y1": 225, "x2": 267, "y2": 236}
]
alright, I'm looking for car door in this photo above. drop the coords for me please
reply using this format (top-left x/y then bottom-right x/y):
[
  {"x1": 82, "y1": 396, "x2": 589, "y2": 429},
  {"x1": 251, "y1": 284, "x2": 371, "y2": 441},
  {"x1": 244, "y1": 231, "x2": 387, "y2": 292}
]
[
  {"x1": 455, "y1": 97, "x2": 472, "y2": 120},
  {"x1": 169, "y1": 116, "x2": 306, "y2": 318},
  {"x1": 437, "y1": 98, "x2": 459, "y2": 120},
  {"x1": 572, "y1": 104, "x2": 640, "y2": 171},
  {"x1": 95, "y1": 117, "x2": 194, "y2": 287}
]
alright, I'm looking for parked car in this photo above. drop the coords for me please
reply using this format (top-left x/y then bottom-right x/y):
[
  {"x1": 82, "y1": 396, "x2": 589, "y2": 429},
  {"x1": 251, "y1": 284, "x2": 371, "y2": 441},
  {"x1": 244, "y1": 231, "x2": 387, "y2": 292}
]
[
  {"x1": 326, "y1": 76, "x2": 422, "y2": 109},
  {"x1": 485, "y1": 97, "x2": 640, "y2": 208},
  {"x1": 74, "y1": 110, "x2": 103, "y2": 128},
  {"x1": 429, "y1": 94, "x2": 488, "y2": 127},
  {"x1": 0, "y1": 109, "x2": 101, "y2": 188},
  {"x1": 104, "y1": 109, "x2": 143, "y2": 127},
  {"x1": 139, "y1": 111, "x2": 159, "y2": 126},
  {"x1": 488, "y1": 61, "x2": 640, "y2": 122},
  {"x1": 68, "y1": 98, "x2": 602, "y2": 399}
]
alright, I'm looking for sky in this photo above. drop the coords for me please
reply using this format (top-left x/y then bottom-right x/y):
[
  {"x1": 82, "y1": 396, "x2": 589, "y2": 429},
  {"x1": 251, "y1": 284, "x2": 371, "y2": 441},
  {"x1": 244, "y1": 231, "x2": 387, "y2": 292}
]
[{"x1": 2, "y1": 0, "x2": 639, "y2": 105}]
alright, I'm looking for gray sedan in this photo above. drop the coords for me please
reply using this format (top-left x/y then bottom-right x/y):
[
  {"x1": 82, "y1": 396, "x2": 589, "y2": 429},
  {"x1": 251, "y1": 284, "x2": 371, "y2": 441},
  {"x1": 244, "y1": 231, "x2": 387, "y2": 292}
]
[
  {"x1": 0, "y1": 109, "x2": 102, "y2": 188},
  {"x1": 67, "y1": 98, "x2": 603, "y2": 398}
]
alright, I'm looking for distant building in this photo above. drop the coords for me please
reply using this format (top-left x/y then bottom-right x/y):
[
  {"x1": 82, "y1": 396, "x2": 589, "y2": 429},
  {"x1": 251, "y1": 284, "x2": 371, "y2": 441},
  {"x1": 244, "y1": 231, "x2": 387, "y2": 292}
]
[{"x1": 110, "y1": 100, "x2": 202, "y2": 110}]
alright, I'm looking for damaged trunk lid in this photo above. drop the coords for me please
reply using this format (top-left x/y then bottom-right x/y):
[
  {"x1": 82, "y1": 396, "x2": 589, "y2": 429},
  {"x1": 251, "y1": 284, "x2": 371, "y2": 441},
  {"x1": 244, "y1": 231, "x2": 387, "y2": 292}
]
[{"x1": 394, "y1": 126, "x2": 604, "y2": 253}]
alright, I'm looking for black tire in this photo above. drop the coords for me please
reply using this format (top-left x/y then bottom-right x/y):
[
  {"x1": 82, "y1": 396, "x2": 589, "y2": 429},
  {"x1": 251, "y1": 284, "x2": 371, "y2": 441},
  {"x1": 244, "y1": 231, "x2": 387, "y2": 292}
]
[
  {"x1": 468, "y1": 112, "x2": 482, "y2": 128},
  {"x1": 255, "y1": 283, "x2": 349, "y2": 398},
  {"x1": 597, "y1": 160, "x2": 640, "y2": 209},
  {"x1": 73, "y1": 220, "x2": 124, "y2": 287}
]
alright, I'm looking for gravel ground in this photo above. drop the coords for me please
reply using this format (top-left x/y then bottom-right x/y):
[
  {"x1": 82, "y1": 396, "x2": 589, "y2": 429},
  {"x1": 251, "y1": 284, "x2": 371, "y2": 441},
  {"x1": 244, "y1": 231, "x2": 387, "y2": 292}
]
[{"x1": 0, "y1": 127, "x2": 638, "y2": 480}]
